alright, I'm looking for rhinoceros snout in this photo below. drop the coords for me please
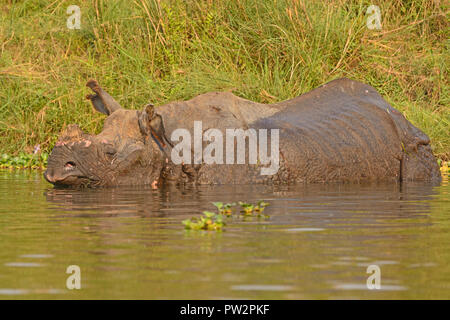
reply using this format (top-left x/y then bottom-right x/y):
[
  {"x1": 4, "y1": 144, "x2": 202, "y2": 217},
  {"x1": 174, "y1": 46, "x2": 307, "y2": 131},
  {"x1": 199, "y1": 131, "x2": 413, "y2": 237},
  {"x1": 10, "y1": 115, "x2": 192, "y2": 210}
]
[
  {"x1": 44, "y1": 168, "x2": 57, "y2": 184},
  {"x1": 44, "y1": 160, "x2": 83, "y2": 185}
]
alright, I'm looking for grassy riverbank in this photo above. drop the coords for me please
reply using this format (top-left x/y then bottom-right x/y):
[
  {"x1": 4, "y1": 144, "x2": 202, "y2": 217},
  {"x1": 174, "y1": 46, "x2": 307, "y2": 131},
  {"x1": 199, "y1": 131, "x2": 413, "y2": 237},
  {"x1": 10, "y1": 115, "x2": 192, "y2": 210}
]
[{"x1": 0, "y1": 0, "x2": 448, "y2": 163}]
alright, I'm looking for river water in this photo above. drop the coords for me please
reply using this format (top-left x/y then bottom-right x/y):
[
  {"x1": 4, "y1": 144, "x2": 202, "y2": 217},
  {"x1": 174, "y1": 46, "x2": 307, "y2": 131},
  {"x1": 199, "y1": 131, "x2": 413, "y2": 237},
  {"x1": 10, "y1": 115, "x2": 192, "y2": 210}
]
[{"x1": 0, "y1": 170, "x2": 448, "y2": 299}]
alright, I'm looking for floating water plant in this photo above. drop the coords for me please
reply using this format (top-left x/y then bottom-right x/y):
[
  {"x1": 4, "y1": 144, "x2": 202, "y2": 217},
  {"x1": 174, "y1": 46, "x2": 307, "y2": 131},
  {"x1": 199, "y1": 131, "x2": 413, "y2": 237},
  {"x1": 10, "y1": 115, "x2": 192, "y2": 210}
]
[
  {"x1": 254, "y1": 201, "x2": 270, "y2": 213},
  {"x1": 239, "y1": 201, "x2": 270, "y2": 217},
  {"x1": 212, "y1": 202, "x2": 236, "y2": 216},
  {"x1": 182, "y1": 200, "x2": 270, "y2": 231},
  {"x1": 182, "y1": 211, "x2": 224, "y2": 231},
  {"x1": 239, "y1": 202, "x2": 255, "y2": 215},
  {"x1": 439, "y1": 161, "x2": 449, "y2": 174}
]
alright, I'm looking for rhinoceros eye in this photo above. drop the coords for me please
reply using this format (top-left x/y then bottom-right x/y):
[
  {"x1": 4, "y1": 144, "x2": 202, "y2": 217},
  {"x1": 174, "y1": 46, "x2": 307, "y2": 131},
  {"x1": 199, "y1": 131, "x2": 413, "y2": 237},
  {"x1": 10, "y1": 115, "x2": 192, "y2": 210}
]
[
  {"x1": 106, "y1": 149, "x2": 116, "y2": 156},
  {"x1": 103, "y1": 145, "x2": 117, "y2": 156},
  {"x1": 64, "y1": 161, "x2": 76, "y2": 171}
]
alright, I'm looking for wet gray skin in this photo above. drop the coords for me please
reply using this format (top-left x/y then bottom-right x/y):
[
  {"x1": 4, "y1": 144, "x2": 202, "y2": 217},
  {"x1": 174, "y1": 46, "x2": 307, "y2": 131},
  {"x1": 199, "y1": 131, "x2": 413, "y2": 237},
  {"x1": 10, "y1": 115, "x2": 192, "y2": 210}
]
[{"x1": 44, "y1": 78, "x2": 441, "y2": 187}]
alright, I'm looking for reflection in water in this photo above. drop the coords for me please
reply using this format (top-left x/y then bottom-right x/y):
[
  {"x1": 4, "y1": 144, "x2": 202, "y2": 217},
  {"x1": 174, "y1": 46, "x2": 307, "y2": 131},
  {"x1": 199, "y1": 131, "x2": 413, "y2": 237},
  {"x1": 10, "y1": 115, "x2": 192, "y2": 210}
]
[{"x1": 0, "y1": 170, "x2": 449, "y2": 299}]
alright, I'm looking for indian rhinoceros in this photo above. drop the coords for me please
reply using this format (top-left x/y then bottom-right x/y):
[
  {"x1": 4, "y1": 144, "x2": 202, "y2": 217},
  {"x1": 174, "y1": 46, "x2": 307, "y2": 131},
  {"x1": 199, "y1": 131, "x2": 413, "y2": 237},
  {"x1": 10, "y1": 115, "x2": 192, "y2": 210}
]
[{"x1": 44, "y1": 78, "x2": 441, "y2": 187}]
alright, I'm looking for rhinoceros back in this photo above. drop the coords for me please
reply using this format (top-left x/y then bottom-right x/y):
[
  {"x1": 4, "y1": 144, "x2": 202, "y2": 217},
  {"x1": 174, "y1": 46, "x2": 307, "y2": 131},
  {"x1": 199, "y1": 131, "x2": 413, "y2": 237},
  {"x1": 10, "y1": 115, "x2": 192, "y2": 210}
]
[{"x1": 251, "y1": 78, "x2": 440, "y2": 183}]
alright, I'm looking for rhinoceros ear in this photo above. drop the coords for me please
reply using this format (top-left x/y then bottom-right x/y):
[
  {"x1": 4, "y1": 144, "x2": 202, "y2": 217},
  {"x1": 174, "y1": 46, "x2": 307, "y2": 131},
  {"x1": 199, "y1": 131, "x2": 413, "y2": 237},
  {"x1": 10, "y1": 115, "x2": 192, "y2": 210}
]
[
  {"x1": 138, "y1": 105, "x2": 151, "y2": 136},
  {"x1": 86, "y1": 93, "x2": 109, "y2": 115},
  {"x1": 86, "y1": 79, "x2": 122, "y2": 115},
  {"x1": 138, "y1": 104, "x2": 173, "y2": 150}
]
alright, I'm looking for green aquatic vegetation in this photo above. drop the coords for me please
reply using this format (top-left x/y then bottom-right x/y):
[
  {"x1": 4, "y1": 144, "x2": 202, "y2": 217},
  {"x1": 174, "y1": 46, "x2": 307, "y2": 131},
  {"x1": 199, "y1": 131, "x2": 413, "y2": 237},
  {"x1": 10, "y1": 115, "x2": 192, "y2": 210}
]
[
  {"x1": 182, "y1": 211, "x2": 224, "y2": 231},
  {"x1": 239, "y1": 201, "x2": 270, "y2": 217},
  {"x1": 254, "y1": 201, "x2": 270, "y2": 213},
  {"x1": 212, "y1": 202, "x2": 236, "y2": 216},
  {"x1": 0, "y1": 153, "x2": 48, "y2": 169},
  {"x1": 182, "y1": 200, "x2": 270, "y2": 230},
  {"x1": 239, "y1": 202, "x2": 255, "y2": 215},
  {"x1": 440, "y1": 161, "x2": 449, "y2": 173}
]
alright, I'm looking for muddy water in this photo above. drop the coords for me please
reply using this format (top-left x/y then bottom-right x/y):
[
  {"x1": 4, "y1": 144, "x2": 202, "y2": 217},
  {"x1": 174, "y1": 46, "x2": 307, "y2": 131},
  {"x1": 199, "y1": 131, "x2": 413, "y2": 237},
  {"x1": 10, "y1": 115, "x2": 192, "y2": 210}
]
[{"x1": 0, "y1": 170, "x2": 448, "y2": 299}]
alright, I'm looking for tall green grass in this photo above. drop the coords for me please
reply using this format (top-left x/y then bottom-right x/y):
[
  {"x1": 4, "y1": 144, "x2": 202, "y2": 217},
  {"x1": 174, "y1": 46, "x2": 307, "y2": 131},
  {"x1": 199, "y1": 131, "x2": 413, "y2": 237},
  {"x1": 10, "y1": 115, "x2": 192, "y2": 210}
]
[{"x1": 0, "y1": 0, "x2": 448, "y2": 159}]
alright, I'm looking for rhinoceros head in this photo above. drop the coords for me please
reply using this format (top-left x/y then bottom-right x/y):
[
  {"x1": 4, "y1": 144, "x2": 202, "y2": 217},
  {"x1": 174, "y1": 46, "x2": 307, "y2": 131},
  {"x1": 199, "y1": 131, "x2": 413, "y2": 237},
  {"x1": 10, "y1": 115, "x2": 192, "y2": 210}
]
[{"x1": 44, "y1": 80, "x2": 167, "y2": 187}]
